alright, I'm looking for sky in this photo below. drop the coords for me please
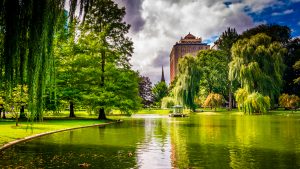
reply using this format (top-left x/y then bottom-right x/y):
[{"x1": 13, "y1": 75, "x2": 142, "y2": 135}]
[{"x1": 114, "y1": 0, "x2": 300, "y2": 85}]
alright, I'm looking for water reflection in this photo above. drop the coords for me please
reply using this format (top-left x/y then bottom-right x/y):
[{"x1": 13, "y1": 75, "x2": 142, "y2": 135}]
[
  {"x1": 1, "y1": 115, "x2": 300, "y2": 168},
  {"x1": 136, "y1": 118, "x2": 172, "y2": 169}
]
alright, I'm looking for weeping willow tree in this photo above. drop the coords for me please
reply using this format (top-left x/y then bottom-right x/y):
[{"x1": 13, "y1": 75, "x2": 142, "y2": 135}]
[
  {"x1": 0, "y1": 0, "x2": 91, "y2": 120},
  {"x1": 173, "y1": 55, "x2": 201, "y2": 111},
  {"x1": 229, "y1": 33, "x2": 286, "y2": 114},
  {"x1": 229, "y1": 33, "x2": 286, "y2": 104}
]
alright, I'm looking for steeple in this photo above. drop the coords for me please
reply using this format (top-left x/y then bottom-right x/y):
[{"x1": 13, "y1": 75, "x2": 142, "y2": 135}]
[{"x1": 161, "y1": 66, "x2": 165, "y2": 83}]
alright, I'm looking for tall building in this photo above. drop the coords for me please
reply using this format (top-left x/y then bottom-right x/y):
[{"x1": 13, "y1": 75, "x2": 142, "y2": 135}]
[{"x1": 170, "y1": 33, "x2": 210, "y2": 82}]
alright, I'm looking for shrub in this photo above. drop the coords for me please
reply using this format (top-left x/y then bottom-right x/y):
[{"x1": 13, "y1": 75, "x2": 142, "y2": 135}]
[
  {"x1": 243, "y1": 92, "x2": 270, "y2": 114},
  {"x1": 202, "y1": 93, "x2": 224, "y2": 111},
  {"x1": 235, "y1": 88, "x2": 249, "y2": 111},
  {"x1": 279, "y1": 93, "x2": 300, "y2": 110}
]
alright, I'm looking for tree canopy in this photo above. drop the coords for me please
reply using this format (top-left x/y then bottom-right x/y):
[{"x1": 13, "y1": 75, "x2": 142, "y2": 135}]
[
  {"x1": 0, "y1": 0, "x2": 92, "y2": 120},
  {"x1": 173, "y1": 55, "x2": 200, "y2": 111},
  {"x1": 139, "y1": 76, "x2": 154, "y2": 107},
  {"x1": 229, "y1": 33, "x2": 286, "y2": 103},
  {"x1": 152, "y1": 82, "x2": 168, "y2": 107},
  {"x1": 239, "y1": 24, "x2": 291, "y2": 44}
]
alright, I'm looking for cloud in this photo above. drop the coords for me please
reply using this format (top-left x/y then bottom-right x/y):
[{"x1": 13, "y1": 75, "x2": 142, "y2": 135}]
[
  {"x1": 124, "y1": 0, "x2": 283, "y2": 84},
  {"x1": 114, "y1": 0, "x2": 145, "y2": 33},
  {"x1": 151, "y1": 50, "x2": 169, "y2": 68},
  {"x1": 298, "y1": 21, "x2": 300, "y2": 26},
  {"x1": 272, "y1": 9, "x2": 294, "y2": 16}
]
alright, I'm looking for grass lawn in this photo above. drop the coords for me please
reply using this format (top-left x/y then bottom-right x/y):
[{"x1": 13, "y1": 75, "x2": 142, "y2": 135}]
[{"x1": 0, "y1": 111, "x2": 109, "y2": 147}]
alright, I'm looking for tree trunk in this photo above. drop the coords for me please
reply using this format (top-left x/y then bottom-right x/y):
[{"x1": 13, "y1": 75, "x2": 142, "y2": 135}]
[
  {"x1": 2, "y1": 111, "x2": 6, "y2": 119},
  {"x1": 98, "y1": 108, "x2": 106, "y2": 120},
  {"x1": 19, "y1": 106, "x2": 26, "y2": 119},
  {"x1": 98, "y1": 49, "x2": 106, "y2": 120},
  {"x1": 69, "y1": 101, "x2": 76, "y2": 118},
  {"x1": 0, "y1": 108, "x2": 2, "y2": 118},
  {"x1": 15, "y1": 115, "x2": 18, "y2": 126}
]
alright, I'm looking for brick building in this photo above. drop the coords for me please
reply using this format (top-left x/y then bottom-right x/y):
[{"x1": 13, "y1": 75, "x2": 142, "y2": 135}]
[{"x1": 170, "y1": 33, "x2": 210, "y2": 82}]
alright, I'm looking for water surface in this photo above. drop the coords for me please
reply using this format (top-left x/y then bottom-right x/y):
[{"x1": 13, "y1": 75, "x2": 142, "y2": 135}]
[{"x1": 1, "y1": 114, "x2": 300, "y2": 168}]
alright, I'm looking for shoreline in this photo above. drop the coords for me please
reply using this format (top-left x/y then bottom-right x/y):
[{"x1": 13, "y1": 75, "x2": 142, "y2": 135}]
[{"x1": 0, "y1": 121, "x2": 117, "y2": 151}]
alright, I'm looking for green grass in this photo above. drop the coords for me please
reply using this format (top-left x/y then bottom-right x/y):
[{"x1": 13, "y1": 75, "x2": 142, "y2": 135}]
[{"x1": 0, "y1": 111, "x2": 108, "y2": 147}]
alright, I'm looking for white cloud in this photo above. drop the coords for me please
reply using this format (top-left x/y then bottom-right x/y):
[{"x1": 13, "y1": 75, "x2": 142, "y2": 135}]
[
  {"x1": 128, "y1": 0, "x2": 276, "y2": 84},
  {"x1": 272, "y1": 9, "x2": 294, "y2": 16}
]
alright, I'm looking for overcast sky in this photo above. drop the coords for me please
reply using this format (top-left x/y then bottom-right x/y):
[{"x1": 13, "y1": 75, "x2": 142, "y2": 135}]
[{"x1": 114, "y1": 0, "x2": 300, "y2": 85}]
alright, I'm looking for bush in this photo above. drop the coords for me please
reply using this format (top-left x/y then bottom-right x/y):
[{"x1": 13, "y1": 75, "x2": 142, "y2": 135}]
[
  {"x1": 202, "y1": 93, "x2": 224, "y2": 111},
  {"x1": 243, "y1": 92, "x2": 270, "y2": 114},
  {"x1": 235, "y1": 88, "x2": 249, "y2": 111},
  {"x1": 161, "y1": 97, "x2": 175, "y2": 109},
  {"x1": 279, "y1": 93, "x2": 300, "y2": 110}
]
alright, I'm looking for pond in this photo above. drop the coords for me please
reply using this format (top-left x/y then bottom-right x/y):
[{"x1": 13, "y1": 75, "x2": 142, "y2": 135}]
[{"x1": 1, "y1": 114, "x2": 300, "y2": 169}]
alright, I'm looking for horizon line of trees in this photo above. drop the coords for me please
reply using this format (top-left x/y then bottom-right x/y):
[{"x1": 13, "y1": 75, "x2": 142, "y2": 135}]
[{"x1": 157, "y1": 24, "x2": 300, "y2": 114}]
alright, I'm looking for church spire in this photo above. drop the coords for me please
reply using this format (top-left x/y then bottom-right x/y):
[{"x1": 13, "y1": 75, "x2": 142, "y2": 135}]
[{"x1": 161, "y1": 66, "x2": 165, "y2": 82}]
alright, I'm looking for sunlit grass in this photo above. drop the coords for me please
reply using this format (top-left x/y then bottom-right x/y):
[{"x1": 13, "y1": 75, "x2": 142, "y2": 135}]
[{"x1": 0, "y1": 118, "x2": 107, "y2": 147}]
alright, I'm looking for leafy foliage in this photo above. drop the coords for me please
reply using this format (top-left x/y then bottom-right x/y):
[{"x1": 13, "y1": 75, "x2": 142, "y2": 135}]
[
  {"x1": 173, "y1": 55, "x2": 200, "y2": 111},
  {"x1": 279, "y1": 93, "x2": 300, "y2": 110},
  {"x1": 229, "y1": 33, "x2": 286, "y2": 103},
  {"x1": 215, "y1": 27, "x2": 239, "y2": 110},
  {"x1": 197, "y1": 50, "x2": 228, "y2": 96},
  {"x1": 294, "y1": 59, "x2": 300, "y2": 84},
  {"x1": 138, "y1": 76, "x2": 154, "y2": 107},
  {"x1": 235, "y1": 88, "x2": 249, "y2": 111},
  {"x1": 202, "y1": 93, "x2": 224, "y2": 111},
  {"x1": 215, "y1": 27, "x2": 239, "y2": 57},
  {"x1": 2, "y1": 85, "x2": 29, "y2": 125},
  {"x1": 240, "y1": 24, "x2": 291, "y2": 44},
  {"x1": 161, "y1": 97, "x2": 176, "y2": 109},
  {"x1": 283, "y1": 38, "x2": 300, "y2": 95},
  {"x1": 243, "y1": 92, "x2": 270, "y2": 114},
  {"x1": 152, "y1": 82, "x2": 168, "y2": 107},
  {"x1": 0, "y1": 0, "x2": 92, "y2": 120}
]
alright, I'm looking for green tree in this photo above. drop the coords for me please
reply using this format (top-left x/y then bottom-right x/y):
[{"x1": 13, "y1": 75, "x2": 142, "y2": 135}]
[
  {"x1": 54, "y1": 21, "x2": 81, "y2": 118},
  {"x1": 173, "y1": 55, "x2": 200, "y2": 111},
  {"x1": 0, "y1": 0, "x2": 93, "y2": 120},
  {"x1": 3, "y1": 85, "x2": 29, "y2": 126},
  {"x1": 139, "y1": 76, "x2": 154, "y2": 107},
  {"x1": 80, "y1": 0, "x2": 133, "y2": 119},
  {"x1": 229, "y1": 33, "x2": 286, "y2": 104},
  {"x1": 243, "y1": 92, "x2": 270, "y2": 114},
  {"x1": 197, "y1": 50, "x2": 228, "y2": 98},
  {"x1": 234, "y1": 88, "x2": 249, "y2": 112},
  {"x1": 215, "y1": 27, "x2": 239, "y2": 110},
  {"x1": 293, "y1": 59, "x2": 300, "y2": 84},
  {"x1": 152, "y1": 82, "x2": 168, "y2": 107},
  {"x1": 240, "y1": 24, "x2": 291, "y2": 44},
  {"x1": 283, "y1": 38, "x2": 300, "y2": 96}
]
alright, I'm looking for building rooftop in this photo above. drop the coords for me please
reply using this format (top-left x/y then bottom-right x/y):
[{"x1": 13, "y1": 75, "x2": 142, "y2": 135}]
[
  {"x1": 179, "y1": 33, "x2": 202, "y2": 44},
  {"x1": 184, "y1": 33, "x2": 196, "y2": 39}
]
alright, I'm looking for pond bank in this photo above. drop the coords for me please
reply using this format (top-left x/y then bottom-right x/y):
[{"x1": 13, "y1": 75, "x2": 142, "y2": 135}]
[{"x1": 0, "y1": 119, "x2": 117, "y2": 151}]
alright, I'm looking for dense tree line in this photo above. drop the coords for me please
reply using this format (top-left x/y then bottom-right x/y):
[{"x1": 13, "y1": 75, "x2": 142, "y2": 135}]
[
  {"x1": 171, "y1": 24, "x2": 300, "y2": 114},
  {"x1": 0, "y1": 0, "x2": 142, "y2": 121}
]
